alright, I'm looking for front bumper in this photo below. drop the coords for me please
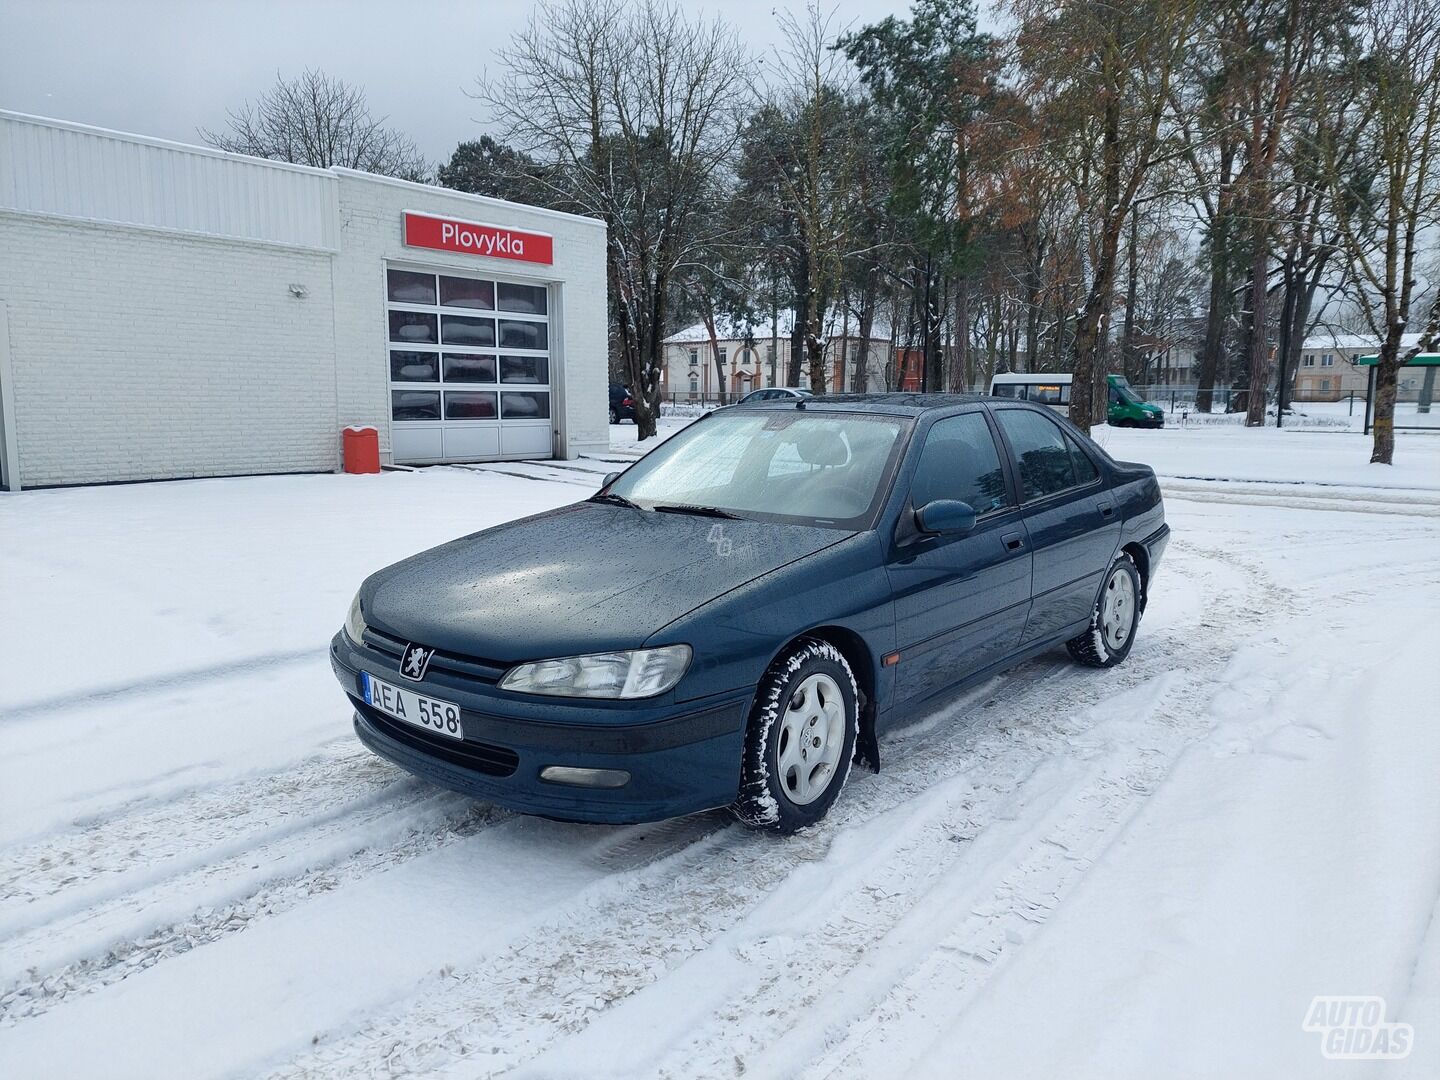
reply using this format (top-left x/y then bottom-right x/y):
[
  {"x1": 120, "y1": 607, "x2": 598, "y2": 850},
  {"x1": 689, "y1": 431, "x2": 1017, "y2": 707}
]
[{"x1": 330, "y1": 632, "x2": 750, "y2": 824}]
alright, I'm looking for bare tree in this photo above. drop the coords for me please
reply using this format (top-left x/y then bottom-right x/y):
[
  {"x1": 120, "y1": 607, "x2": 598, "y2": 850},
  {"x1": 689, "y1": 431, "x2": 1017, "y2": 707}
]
[
  {"x1": 747, "y1": 5, "x2": 865, "y2": 394},
  {"x1": 478, "y1": 0, "x2": 749, "y2": 439},
  {"x1": 201, "y1": 69, "x2": 428, "y2": 180},
  {"x1": 1320, "y1": 0, "x2": 1440, "y2": 463},
  {"x1": 1009, "y1": 0, "x2": 1198, "y2": 434}
]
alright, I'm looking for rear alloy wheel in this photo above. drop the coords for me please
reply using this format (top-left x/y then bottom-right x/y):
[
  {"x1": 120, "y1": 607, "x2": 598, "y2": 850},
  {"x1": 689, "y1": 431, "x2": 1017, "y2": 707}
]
[
  {"x1": 1067, "y1": 554, "x2": 1141, "y2": 668},
  {"x1": 732, "y1": 639, "x2": 858, "y2": 834},
  {"x1": 609, "y1": 406, "x2": 619, "y2": 424}
]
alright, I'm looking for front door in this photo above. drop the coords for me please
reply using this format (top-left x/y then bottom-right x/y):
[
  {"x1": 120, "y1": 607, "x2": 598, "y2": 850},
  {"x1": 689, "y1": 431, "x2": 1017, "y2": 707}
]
[
  {"x1": 992, "y1": 408, "x2": 1121, "y2": 643},
  {"x1": 887, "y1": 411, "x2": 1032, "y2": 708}
]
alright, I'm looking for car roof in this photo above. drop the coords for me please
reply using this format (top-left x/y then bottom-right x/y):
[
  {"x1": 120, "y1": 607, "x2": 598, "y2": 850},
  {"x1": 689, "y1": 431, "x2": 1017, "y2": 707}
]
[{"x1": 735, "y1": 392, "x2": 993, "y2": 417}]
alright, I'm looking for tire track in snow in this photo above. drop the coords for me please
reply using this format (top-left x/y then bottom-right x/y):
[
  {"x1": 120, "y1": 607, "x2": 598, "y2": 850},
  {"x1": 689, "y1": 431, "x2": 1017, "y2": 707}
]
[{"x1": 0, "y1": 788, "x2": 513, "y2": 1025}]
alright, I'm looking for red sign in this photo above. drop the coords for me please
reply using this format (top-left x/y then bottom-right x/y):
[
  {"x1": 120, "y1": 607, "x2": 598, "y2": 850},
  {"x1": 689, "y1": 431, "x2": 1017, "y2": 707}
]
[{"x1": 403, "y1": 212, "x2": 553, "y2": 265}]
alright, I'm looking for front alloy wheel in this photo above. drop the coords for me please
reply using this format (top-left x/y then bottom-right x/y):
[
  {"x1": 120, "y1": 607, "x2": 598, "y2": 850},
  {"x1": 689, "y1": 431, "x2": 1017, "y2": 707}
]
[{"x1": 733, "y1": 639, "x2": 858, "y2": 834}]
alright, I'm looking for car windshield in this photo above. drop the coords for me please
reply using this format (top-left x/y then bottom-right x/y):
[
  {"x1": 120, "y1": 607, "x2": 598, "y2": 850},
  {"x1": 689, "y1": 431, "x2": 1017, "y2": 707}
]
[
  {"x1": 1111, "y1": 378, "x2": 1144, "y2": 405},
  {"x1": 606, "y1": 410, "x2": 909, "y2": 528}
]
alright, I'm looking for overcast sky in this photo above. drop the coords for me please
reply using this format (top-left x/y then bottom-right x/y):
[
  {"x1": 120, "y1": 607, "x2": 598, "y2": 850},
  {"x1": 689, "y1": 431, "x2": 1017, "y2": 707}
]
[{"x1": 0, "y1": 0, "x2": 989, "y2": 165}]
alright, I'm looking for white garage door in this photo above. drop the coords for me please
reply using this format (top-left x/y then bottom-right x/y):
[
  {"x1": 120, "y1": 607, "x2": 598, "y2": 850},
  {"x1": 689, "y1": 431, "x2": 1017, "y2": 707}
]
[{"x1": 385, "y1": 265, "x2": 554, "y2": 463}]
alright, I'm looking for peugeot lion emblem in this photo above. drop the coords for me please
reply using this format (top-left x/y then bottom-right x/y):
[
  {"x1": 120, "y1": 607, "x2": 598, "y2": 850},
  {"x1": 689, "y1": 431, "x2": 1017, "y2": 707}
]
[{"x1": 399, "y1": 643, "x2": 434, "y2": 681}]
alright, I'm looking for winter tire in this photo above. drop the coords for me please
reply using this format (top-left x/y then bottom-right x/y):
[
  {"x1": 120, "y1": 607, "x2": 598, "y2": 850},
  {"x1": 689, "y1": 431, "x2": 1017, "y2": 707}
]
[
  {"x1": 609, "y1": 406, "x2": 619, "y2": 425},
  {"x1": 732, "y1": 639, "x2": 859, "y2": 834},
  {"x1": 1067, "y1": 554, "x2": 1141, "y2": 668}
]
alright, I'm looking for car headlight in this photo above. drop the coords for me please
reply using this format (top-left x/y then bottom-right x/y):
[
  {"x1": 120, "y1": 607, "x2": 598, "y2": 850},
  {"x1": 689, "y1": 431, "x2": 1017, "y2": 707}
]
[
  {"x1": 498, "y1": 645, "x2": 692, "y2": 699},
  {"x1": 344, "y1": 592, "x2": 368, "y2": 645}
]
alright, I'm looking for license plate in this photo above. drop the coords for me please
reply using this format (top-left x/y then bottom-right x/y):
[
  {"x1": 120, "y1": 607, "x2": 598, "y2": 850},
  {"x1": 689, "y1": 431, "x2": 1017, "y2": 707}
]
[{"x1": 362, "y1": 672, "x2": 464, "y2": 741}]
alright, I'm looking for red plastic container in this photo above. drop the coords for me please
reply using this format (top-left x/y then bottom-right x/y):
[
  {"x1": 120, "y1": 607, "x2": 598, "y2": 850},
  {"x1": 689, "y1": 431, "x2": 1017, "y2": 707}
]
[{"x1": 342, "y1": 426, "x2": 381, "y2": 474}]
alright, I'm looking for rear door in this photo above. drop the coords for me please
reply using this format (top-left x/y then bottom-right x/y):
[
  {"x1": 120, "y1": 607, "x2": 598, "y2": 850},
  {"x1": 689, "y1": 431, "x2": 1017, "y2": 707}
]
[
  {"x1": 886, "y1": 411, "x2": 1032, "y2": 707},
  {"x1": 993, "y1": 407, "x2": 1120, "y2": 643}
]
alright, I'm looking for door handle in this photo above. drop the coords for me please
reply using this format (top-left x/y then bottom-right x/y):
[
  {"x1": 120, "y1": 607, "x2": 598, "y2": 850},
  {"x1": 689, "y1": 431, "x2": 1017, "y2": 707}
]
[
  {"x1": 1002, "y1": 532, "x2": 1025, "y2": 552},
  {"x1": 1098, "y1": 502, "x2": 1114, "y2": 518}
]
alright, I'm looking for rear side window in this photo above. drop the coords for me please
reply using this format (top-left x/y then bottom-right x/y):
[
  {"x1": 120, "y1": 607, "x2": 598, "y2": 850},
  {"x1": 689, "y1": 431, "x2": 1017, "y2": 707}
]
[
  {"x1": 909, "y1": 413, "x2": 1010, "y2": 515},
  {"x1": 1066, "y1": 431, "x2": 1099, "y2": 483},
  {"x1": 996, "y1": 409, "x2": 1079, "y2": 501}
]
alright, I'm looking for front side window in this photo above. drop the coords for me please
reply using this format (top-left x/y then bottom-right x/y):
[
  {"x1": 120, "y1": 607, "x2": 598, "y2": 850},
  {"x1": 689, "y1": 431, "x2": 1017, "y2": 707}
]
[
  {"x1": 909, "y1": 413, "x2": 1010, "y2": 515},
  {"x1": 607, "y1": 410, "x2": 908, "y2": 529},
  {"x1": 996, "y1": 409, "x2": 1080, "y2": 501}
]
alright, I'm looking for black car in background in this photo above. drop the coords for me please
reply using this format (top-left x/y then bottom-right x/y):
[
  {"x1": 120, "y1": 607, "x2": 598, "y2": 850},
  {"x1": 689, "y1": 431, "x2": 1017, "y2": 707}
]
[{"x1": 609, "y1": 383, "x2": 635, "y2": 424}]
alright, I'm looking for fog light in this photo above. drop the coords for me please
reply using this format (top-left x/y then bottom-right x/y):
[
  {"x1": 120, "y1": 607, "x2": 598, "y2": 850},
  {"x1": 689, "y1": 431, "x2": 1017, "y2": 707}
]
[{"x1": 540, "y1": 766, "x2": 631, "y2": 789}]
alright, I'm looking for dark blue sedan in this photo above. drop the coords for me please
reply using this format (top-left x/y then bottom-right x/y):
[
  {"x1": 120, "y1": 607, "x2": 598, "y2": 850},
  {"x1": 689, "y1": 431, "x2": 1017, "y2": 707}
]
[{"x1": 331, "y1": 395, "x2": 1168, "y2": 833}]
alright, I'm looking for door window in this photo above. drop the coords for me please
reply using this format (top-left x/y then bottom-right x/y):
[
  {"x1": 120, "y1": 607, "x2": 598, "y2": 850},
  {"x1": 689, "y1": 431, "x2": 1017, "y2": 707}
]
[
  {"x1": 909, "y1": 413, "x2": 1010, "y2": 515},
  {"x1": 996, "y1": 409, "x2": 1080, "y2": 501},
  {"x1": 1065, "y1": 431, "x2": 1099, "y2": 483}
]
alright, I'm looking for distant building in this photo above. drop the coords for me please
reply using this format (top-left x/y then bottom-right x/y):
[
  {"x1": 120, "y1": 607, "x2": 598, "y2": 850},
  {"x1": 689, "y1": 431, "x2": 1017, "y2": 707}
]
[
  {"x1": 1294, "y1": 332, "x2": 1423, "y2": 401},
  {"x1": 662, "y1": 310, "x2": 891, "y2": 399}
]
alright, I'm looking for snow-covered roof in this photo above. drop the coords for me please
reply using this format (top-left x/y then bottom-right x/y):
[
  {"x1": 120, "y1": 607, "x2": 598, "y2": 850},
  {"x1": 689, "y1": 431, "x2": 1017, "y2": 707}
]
[
  {"x1": 664, "y1": 308, "x2": 892, "y2": 346},
  {"x1": 1301, "y1": 332, "x2": 1423, "y2": 352}
]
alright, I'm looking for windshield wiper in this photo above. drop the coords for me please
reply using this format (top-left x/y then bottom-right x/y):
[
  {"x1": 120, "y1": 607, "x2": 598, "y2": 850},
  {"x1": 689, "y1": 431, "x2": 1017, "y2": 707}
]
[
  {"x1": 589, "y1": 491, "x2": 642, "y2": 510},
  {"x1": 652, "y1": 503, "x2": 742, "y2": 520}
]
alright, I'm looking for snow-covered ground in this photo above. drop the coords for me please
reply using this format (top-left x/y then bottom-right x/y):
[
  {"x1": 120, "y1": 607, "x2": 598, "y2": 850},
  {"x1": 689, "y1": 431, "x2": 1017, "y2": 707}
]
[{"x1": 2, "y1": 423, "x2": 1438, "y2": 1079}]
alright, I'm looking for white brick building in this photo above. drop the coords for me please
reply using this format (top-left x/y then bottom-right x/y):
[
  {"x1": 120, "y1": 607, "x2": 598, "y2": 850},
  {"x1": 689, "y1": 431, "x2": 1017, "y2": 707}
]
[{"x1": 0, "y1": 111, "x2": 608, "y2": 490}]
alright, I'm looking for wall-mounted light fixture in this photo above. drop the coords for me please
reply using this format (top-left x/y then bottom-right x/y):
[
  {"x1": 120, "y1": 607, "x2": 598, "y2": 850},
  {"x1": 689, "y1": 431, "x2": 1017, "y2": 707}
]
[{"x1": 288, "y1": 283, "x2": 309, "y2": 299}]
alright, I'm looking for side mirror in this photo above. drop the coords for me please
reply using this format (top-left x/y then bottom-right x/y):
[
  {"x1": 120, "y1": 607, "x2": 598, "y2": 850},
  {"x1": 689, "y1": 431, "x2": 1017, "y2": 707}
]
[
  {"x1": 602, "y1": 472, "x2": 620, "y2": 488},
  {"x1": 915, "y1": 499, "x2": 977, "y2": 536}
]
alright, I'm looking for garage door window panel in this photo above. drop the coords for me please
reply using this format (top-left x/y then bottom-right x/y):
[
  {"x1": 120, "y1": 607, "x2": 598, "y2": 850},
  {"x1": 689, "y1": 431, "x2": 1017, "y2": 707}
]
[
  {"x1": 387, "y1": 269, "x2": 436, "y2": 304},
  {"x1": 391, "y1": 351, "x2": 440, "y2": 382},
  {"x1": 443, "y1": 353, "x2": 497, "y2": 383},
  {"x1": 389, "y1": 311, "x2": 438, "y2": 344},
  {"x1": 393, "y1": 390, "x2": 442, "y2": 421},
  {"x1": 499, "y1": 355, "x2": 548, "y2": 384},
  {"x1": 441, "y1": 315, "x2": 496, "y2": 347},
  {"x1": 497, "y1": 282, "x2": 547, "y2": 314},
  {"x1": 445, "y1": 391, "x2": 498, "y2": 419},
  {"x1": 439, "y1": 276, "x2": 495, "y2": 310},
  {"x1": 497, "y1": 319, "x2": 547, "y2": 350},
  {"x1": 502, "y1": 391, "x2": 550, "y2": 419}
]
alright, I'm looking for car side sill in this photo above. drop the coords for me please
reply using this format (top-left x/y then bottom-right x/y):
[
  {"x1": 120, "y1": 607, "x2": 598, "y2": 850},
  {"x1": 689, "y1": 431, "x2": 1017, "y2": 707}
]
[{"x1": 878, "y1": 618, "x2": 1092, "y2": 729}]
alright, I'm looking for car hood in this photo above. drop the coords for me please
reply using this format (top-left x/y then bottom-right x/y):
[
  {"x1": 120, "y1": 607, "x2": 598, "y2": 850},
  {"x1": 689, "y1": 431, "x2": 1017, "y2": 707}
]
[{"x1": 361, "y1": 501, "x2": 852, "y2": 662}]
